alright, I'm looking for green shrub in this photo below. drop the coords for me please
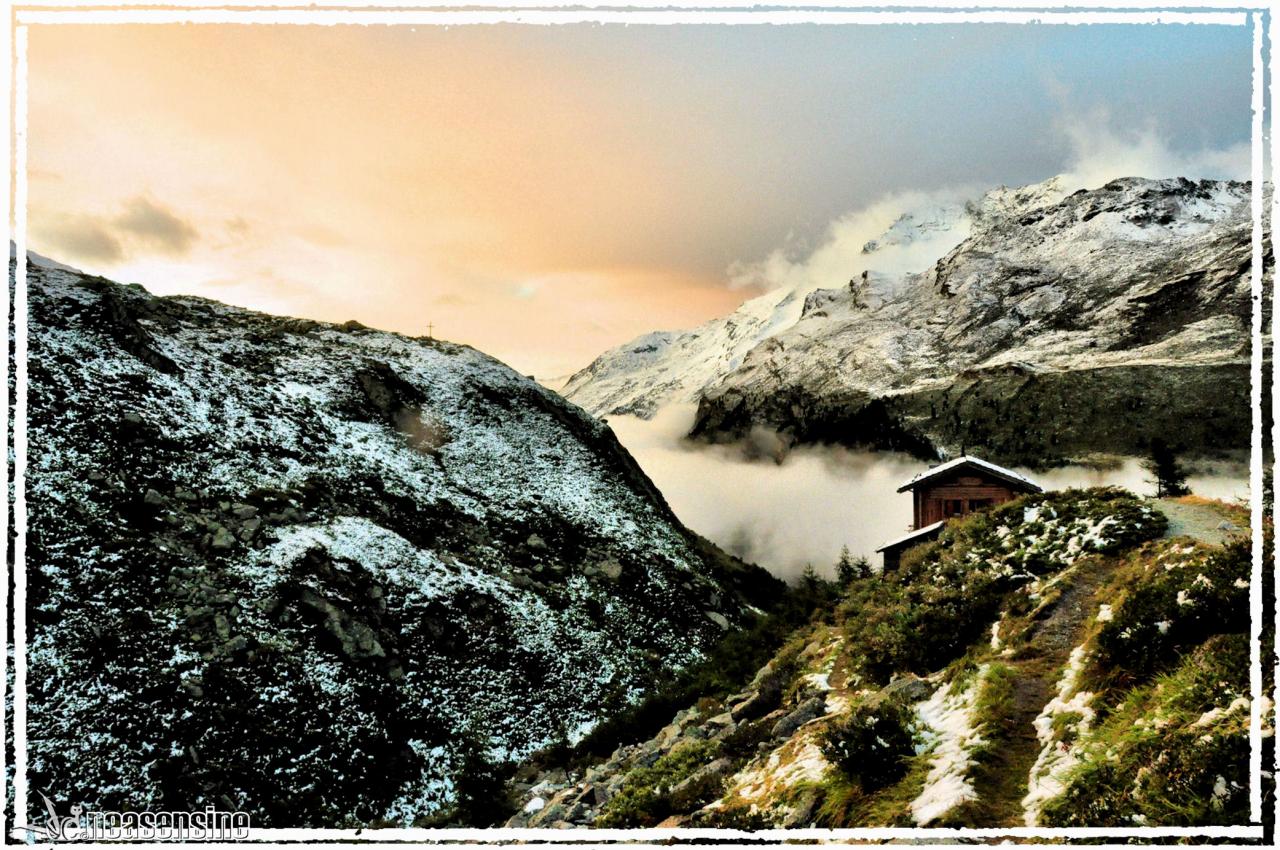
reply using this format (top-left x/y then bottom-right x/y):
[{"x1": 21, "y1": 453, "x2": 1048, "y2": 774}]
[
  {"x1": 1095, "y1": 538, "x2": 1249, "y2": 681},
  {"x1": 1041, "y1": 634, "x2": 1251, "y2": 826},
  {"x1": 596, "y1": 740, "x2": 719, "y2": 827},
  {"x1": 820, "y1": 696, "x2": 917, "y2": 792}
]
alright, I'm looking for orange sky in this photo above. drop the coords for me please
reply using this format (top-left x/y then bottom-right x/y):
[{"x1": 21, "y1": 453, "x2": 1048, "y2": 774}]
[
  {"x1": 27, "y1": 24, "x2": 758, "y2": 376},
  {"x1": 25, "y1": 22, "x2": 1252, "y2": 376}
]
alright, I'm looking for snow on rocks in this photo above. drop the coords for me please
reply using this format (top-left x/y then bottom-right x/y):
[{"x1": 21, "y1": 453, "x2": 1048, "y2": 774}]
[{"x1": 22, "y1": 257, "x2": 770, "y2": 827}]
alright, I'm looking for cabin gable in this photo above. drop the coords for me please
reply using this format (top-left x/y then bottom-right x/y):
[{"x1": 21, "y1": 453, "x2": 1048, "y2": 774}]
[{"x1": 912, "y1": 470, "x2": 1023, "y2": 527}]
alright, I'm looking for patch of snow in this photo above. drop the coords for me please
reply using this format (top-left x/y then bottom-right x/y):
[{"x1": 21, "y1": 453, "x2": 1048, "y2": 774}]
[
  {"x1": 805, "y1": 672, "x2": 832, "y2": 692},
  {"x1": 910, "y1": 666, "x2": 988, "y2": 825},
  {"x1": 1211, "y1": 775, "x2": 1229, "y2": 808},
  {"x1": 1022, "y1": 645, "x2": 1096, "y2": 826},
  {"x1": 1193, "y1": 696, "x2": 1250, "y2": 728},
  {"x1": 725, "y1": 739, "x2": 831, "y2": 806}
]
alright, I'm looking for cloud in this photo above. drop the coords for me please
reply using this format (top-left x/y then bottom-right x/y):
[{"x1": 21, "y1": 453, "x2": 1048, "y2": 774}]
[
  {"x1": 724, "y1": 113, "x2": 1248, "y2": 299},
  {"x1": 113, "y1": 196, "x2": 198, "y2": 256},
  {"x1": 30, "y1": 196, "x2": 199, "y2": 268},
  {"x1": 225, "y1": 216, "x2": 250, "y2": 237},
  {"x1": 725, "y1": 187, "x2": 978, "y2": 295},
  {"x1": 607, "y1": 405, "x2": 923, "y2": 581},
  {"x1": 32, "y1": 213, "x2": 124, "y2": 264},
  {"x1": 1057, "y1": 108, "x2": 1250, "y2": 191}
]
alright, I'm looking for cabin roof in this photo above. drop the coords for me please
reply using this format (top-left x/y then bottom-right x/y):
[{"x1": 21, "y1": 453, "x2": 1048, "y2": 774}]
[
  {"x1": 896, "y1": 455, "x2": 1042, "y2": 494},
  {"x1": 875, "y1": 520, "x2": 947, "y2": 553}
]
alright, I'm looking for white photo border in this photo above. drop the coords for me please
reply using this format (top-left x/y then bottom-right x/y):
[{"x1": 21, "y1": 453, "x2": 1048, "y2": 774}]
[{"x1": 4, "y1": 2, "x2": 1274, "y2": 845}]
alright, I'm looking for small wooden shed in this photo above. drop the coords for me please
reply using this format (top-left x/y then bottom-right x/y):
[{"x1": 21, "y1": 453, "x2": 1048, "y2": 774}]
[{"x1": 876, "y1": 456, "x2": 1041, "y2": 571}]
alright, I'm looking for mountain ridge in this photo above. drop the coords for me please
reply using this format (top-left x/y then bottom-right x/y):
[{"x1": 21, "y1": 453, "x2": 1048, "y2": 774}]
[
  {"x1": 20, "y1": 254, "x2": 781, "y2": 826},
  {"x1": 564, "y1": 176, "x2": 1262, "y2": 466}
]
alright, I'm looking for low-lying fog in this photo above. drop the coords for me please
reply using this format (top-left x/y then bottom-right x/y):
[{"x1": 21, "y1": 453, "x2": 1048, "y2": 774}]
[{"x1": 609, "y1": 405, "x2": 1250, "y2": 583}]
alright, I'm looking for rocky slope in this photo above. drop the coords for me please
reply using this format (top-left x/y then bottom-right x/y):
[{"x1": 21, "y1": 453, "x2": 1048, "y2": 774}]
[
  {"x1": 19, "y1": 254, "x2": 780, "y2": 827},
  {"x1": 566, "y1": 177, "x2": 1262, "y2": 466},
  {"x1": 508, "y1": 489, "x2": 1265, "y2": 828}
]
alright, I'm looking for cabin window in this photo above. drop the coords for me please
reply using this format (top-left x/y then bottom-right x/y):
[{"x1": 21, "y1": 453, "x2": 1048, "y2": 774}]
[
  {"x1": 968, "y1": 498, "x2": 994, "y2": 512},
  {"x1": 944, "y1": 499, "x2": 965, "y2": 517}
]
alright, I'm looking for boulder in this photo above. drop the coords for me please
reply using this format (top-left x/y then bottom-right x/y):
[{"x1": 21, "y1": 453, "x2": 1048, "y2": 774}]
[
  {"x1": 561, "y1": 802, "x2": 590, "y2": 823},
  {"x1": 210, "y1": 525, "x2": 237, "y2": 550},
  {"x1": 527, "y1": 802, "x2": 565, "y2": 828},
  {"x1": 706, "y1": 711, "x2": 736, "y2": 731},
  {"x1": 705, "y1": 611, "x2": 730, "y2": 630},
  {"x1": 771, "y1": 696, "x2": 826, "y2": 739},
  {"x1": 655, "y1": 723, "x2": 682, "y2": 749},
  {"x1": 881, "y1": 675, "x2": 932, "y2": 703},
  {"x1": 635, "y1": 745, "x2": 662, "y2": 767},
  {"x1": 731, "y1": 681, "x2": 783, "y2": 722}
]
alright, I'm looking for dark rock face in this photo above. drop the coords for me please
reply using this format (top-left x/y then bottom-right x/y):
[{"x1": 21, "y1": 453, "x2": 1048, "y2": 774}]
[
  {"x1": 692, "y1": 362, "x2": 1253, "y2": 468},
  {"x1": 21, "y1": 258, "x2": 780, "y2": 827}
]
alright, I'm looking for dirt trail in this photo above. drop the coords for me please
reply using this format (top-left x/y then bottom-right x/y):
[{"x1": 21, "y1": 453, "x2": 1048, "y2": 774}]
[
  {"x1": 976, "y1": 556, "x2": 1118, "y2": 827},
  {"x1": 975, "y1": 498, "x2": 1244, "y2": 826},
  {"x1": 1154, "y1": 498, "x2": 1246, "y2": 547}
]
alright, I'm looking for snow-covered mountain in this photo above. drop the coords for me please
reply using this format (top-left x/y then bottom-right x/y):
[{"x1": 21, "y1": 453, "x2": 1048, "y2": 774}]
[
  {"x1": 561, "y1": 198, "x2": 972, "y2": 418},
  {"x1": 22, "y1": 257, "x2": 780, "y2": 826},
  {"x1": 565, "y1": 177, "x2": 1259, "y2": 465}
]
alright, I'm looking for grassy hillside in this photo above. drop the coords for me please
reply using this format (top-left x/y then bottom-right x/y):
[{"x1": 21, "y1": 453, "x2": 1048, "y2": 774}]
[{"x1": 506, "y1": 488, "x2": 1268, "y2": 829}]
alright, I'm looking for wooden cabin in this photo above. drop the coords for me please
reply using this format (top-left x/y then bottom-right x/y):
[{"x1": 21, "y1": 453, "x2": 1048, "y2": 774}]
[{"x1": 876, "y1": 456, "x2": 1041, "y2": 571}]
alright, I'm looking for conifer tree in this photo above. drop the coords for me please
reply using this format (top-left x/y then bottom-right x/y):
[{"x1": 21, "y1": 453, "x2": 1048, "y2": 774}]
[{"x1": 1145, "y1": 438, "x2": 1190, "y2": 498}]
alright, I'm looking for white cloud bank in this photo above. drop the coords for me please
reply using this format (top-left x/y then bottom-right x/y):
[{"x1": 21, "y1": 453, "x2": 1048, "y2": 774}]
[
  {"x1": 725, "y1": 187, "x2": 977, "y2": 295},
  {"x1": 610, "y1": 407, "x2": 1247, "y2": 582},
  {"x1": 1056, "y1": 111, "x2": 1250, "y2": 192}
]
